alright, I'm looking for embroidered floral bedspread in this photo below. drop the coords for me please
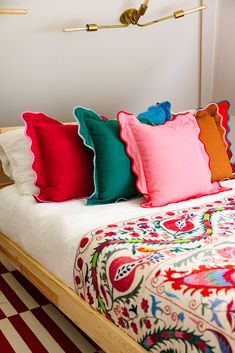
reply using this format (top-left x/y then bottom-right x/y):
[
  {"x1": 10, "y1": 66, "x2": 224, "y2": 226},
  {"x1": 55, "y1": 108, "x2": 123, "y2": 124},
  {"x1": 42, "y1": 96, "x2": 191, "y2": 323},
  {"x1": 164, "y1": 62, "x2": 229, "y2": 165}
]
[{"x1": 74, "y1": 197, "x2": 235, "y2": 353}]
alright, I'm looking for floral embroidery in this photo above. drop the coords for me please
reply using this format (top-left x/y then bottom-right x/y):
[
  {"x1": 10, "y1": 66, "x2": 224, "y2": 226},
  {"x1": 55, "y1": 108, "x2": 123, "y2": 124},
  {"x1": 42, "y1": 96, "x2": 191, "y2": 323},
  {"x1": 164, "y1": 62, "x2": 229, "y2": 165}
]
[{"x1": 74, "y1": 197, "x2": 235, "y2": 352}]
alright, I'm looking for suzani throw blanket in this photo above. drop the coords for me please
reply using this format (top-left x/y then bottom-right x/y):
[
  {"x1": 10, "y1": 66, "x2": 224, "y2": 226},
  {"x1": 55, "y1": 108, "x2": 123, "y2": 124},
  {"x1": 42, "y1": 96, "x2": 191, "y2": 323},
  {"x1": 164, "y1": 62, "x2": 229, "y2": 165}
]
[{"x1": 74, "y1": 197, "x2": 235, "y2": 353}]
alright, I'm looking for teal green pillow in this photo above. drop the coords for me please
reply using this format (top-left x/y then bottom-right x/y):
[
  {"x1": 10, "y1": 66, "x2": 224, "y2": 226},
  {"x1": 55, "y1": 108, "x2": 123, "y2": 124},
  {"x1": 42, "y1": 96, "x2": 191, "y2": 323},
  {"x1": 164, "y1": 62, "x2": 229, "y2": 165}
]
[{"x1": 73, "y1": 107, "x2": 139, "y2": 205}]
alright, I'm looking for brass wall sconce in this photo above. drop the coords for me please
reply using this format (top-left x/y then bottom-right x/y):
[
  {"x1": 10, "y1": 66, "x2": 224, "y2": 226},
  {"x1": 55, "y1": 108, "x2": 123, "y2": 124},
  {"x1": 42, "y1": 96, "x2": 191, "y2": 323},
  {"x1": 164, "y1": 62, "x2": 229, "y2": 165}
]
[
  {"x1": 0, "y1": 9, "x2": 28, "y2": 15},
  {"x1": 63, "y1": 1, "x2": 207, "y2": 33}
]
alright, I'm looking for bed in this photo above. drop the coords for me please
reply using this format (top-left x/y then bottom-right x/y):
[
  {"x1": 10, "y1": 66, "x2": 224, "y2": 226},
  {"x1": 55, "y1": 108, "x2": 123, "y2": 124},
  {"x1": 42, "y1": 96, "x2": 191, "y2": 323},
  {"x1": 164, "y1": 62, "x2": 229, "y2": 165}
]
[{"x1": 0, "y1": 124, "x2": 235, "y2": 353}]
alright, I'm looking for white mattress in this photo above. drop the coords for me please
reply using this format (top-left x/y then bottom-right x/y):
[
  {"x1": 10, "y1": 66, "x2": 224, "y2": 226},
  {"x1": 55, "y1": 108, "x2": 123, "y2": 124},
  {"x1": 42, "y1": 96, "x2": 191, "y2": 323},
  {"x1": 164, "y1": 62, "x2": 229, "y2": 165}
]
[{"x1": 1, "y1": 181, "x2": 235, "y2": 289}]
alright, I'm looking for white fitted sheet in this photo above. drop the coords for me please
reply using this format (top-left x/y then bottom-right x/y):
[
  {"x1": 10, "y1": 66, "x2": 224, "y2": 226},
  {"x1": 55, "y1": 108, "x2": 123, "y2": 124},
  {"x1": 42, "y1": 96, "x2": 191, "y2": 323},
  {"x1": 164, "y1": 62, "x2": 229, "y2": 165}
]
[{"x1": 1, "y1": 181, "x2": 235, "y2": 289}]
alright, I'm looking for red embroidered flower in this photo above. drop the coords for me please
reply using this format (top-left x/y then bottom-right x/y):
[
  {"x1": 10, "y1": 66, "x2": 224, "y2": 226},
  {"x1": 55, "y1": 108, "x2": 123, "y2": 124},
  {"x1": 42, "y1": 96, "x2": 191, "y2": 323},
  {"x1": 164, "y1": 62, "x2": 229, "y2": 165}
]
[
  {"x1": 172, "y1": 282, "x2": 182, "y2": 290},
  {"x1": 114, "y1": 305, "x2": 121, "y2": 316},
  {"x1": 201, "y1": 288, "x2": 213, "y2": 297},
  {"x1": 118, "y1": 317, "x2": 126, "y2": 328},
  {"x1": 75, "y1": 275, "x2": 81, "y2": 285},
  {"x1": 105, "y1": 231, "x2": 117, "y2": 236},
  {"x1": 149, "y1": 232, "x2": 159, "y2": 237},
  {"x1": 141, "y1": 298, "x2": 149, "y2": 313},
  {"x1": 197, "y1": 341, "x2": 207, "y2": 351},
  {"x1": 87, "y1": 287, "x2": 94, "y2": 305},
  {"x1": 166, "y1": 211, "x2": 175, "y2": 216},
  {"x1": 222, "y1": 268, "x2": 235, "y2": 285},
  {"x1": 77, "y1": 257, "x2": 83, "y2": 269},
  {"x1": 130, "y1": 232, "x2": 140, "y2": 237},
  {"x1": 124, "y1": 227, "x2": 134, "y2": 231},
  {"x1": 139, "y1": 218, "x2": 148, "y2": 221},
  {"x1": 163, "y1": 218, "x2": 194, "y2": 232},
  {"x1": 161, "y1": 331, "x2": 169, "y2": 339},
  {"x1": 121, "y1": 306, "x2": 129, "y2": 318},
  {"x1": 139, "y1": 224, "x2": 150, "y2": 229},
  {"x1": 130, "y1": 322, "x2": 138, "y2": 334},
  {"x1": 95, "y1": 229, "x2": 103, "y2": 235},
  {"x1": 226, "y1": 299, "x2": 235, "y2": 329},
  {"x1": 108, "y1": 224, "x2": 118, "y2": 228},
  {"x1": 80, "y1": 237, "x2": 89, "y2": 248},
  {"x1": 143, "y1": 319, "x2": 152, "y2": 329},
  {"x1": 175, "y1": 331, "x2": 190, "y2": 339},
  {"x1": 155, "y1": 269, "x2": 161, "y2": 277}
]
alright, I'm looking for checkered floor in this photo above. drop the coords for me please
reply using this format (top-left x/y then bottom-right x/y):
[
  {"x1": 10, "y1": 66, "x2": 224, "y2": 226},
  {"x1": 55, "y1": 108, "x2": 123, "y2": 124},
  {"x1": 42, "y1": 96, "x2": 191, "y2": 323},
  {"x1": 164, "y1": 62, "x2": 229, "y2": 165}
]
[{"x1": 0, "y1": 253, "x2": 103, "y2": 353}]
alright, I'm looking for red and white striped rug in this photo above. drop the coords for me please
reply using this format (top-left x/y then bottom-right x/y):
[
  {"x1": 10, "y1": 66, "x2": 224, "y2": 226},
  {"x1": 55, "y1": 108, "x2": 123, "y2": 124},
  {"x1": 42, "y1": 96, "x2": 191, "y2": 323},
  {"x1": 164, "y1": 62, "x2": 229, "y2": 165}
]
[{"x1": 0, "y1": 253, "x2": 103, "y2": 353}]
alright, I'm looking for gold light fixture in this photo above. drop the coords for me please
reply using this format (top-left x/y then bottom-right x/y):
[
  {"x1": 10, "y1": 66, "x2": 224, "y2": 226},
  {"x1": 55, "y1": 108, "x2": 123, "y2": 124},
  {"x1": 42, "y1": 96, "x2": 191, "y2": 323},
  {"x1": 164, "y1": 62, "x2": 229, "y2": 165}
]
[
  {"x1": 63, "y1": 2, "x2": 206, "y2": 33},
  {"x1": 0, "y1": 9, "x2": 28, "y2": 15}
]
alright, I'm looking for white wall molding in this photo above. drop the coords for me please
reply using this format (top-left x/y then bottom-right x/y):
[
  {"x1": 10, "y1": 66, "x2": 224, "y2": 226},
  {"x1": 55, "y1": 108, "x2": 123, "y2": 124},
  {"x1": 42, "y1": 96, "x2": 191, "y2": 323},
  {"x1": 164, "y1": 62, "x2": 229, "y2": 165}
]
[
  {"x1": 200, "y1": 0, "x2": 218, "y2": 106},
  {"x1": 209, "y1": 0, "x2": 235, "y2": 147}
]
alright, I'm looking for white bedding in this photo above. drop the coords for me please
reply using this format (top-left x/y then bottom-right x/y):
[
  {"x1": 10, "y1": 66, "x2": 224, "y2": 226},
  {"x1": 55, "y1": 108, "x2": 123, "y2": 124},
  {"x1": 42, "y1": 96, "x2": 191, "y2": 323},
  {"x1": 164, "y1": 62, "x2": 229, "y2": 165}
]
[{"x1": 1, "y1": 180, "x2": 235, "y2": 289}]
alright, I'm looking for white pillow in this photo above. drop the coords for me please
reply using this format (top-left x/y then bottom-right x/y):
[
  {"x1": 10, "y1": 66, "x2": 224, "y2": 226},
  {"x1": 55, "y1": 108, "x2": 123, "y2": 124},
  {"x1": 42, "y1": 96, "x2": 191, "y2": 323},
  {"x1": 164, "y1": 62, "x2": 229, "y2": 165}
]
[
  {"x1": 0, "y1": 129, "x2": 39, "y2": 195},
  {"x1": 0, "y1": 145, "x2": 12, "y2": 178},
  {"x1": 173, "y1": 109, "x2": 196, "y2": 115}
]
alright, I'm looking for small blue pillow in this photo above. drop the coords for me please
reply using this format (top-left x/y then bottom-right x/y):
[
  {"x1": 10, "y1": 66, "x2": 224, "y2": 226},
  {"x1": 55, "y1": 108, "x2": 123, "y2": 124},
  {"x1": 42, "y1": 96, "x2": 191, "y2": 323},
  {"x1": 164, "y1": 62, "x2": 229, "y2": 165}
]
[{"x1": 137, "y1": 101, "x2": 171, "y2": 125}]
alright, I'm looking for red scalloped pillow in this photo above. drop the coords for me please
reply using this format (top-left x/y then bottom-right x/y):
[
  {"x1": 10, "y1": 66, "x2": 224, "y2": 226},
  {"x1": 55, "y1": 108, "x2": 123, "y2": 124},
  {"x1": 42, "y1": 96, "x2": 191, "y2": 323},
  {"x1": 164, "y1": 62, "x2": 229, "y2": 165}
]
[
  {"x1": 216, "y1": 100, "x2": 235, "y2": 172},
  {"x1": 22, "y1": 112, "x2": 94, "y2": 202}
]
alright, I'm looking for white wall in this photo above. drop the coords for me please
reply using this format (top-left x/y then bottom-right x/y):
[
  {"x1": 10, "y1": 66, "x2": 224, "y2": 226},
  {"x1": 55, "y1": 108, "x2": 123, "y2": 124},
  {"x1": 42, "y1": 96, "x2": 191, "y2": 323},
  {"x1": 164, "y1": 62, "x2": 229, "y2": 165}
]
[
  {"x1": 200, "y1": 0, "x2": 217, "y2": 106},
  {"x1": 212, "y1": 0, "x2": 235, "y2": 159},
  {"x1": 0, "y1": 0, "x2": 202, "y2": 125}
]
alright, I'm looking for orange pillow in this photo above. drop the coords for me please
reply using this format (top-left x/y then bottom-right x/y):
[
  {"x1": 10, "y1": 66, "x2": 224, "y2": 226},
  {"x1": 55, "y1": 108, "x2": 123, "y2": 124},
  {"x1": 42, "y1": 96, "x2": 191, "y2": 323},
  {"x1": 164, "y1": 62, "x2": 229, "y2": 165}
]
[{"x1": 196, "y1": 104, "x2": 233, "y2": 182}]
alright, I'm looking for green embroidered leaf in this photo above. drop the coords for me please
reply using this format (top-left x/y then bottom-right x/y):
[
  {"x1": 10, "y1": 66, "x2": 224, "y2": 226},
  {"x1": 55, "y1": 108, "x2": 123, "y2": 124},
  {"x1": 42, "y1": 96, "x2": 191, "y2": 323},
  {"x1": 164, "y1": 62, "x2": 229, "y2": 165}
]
[
  {"x1": 140, "y1": 326, "x2": 214, "y2": 352},
  {"x1": 114, "y1": 276, "x2": 144, "y2": 305},
  {"x1": 132, "y1": 245, "x2": 136, "y2": 255},
  {"x1": 174, "y1": 249, "x2": 213, "y2": 267},
  {"x1": 201, "y1": 302, "x2": 209, "y2": 316}
]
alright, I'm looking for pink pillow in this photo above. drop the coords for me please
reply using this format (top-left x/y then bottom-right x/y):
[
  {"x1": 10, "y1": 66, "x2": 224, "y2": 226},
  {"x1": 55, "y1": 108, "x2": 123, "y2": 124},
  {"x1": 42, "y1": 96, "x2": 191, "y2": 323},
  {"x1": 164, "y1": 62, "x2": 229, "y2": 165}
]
[
  {"x1": 118, "y1": 112, "x2": 229, "y2": 208},
  {"x1": 22, "y1": 112, "x2": 94, "y2": 202}
]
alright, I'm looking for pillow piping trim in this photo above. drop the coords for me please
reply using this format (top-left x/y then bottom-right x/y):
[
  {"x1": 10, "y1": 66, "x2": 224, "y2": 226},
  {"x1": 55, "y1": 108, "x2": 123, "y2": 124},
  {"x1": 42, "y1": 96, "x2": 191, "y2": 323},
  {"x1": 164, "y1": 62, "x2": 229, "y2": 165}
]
[
  {"x1": 117, "y1": 111, "x2": 149, "y2": 201},
  {"x1": 73, "y1": 106, "x2": 99, "y2": 205}
]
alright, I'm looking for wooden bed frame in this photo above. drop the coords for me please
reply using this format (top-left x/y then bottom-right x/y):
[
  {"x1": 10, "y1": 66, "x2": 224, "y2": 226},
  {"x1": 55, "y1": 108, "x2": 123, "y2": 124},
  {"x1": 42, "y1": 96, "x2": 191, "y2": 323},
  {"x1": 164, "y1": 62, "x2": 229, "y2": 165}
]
[{"x1": 0, "y1": 125, "x2": 146, "y2": 353}]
